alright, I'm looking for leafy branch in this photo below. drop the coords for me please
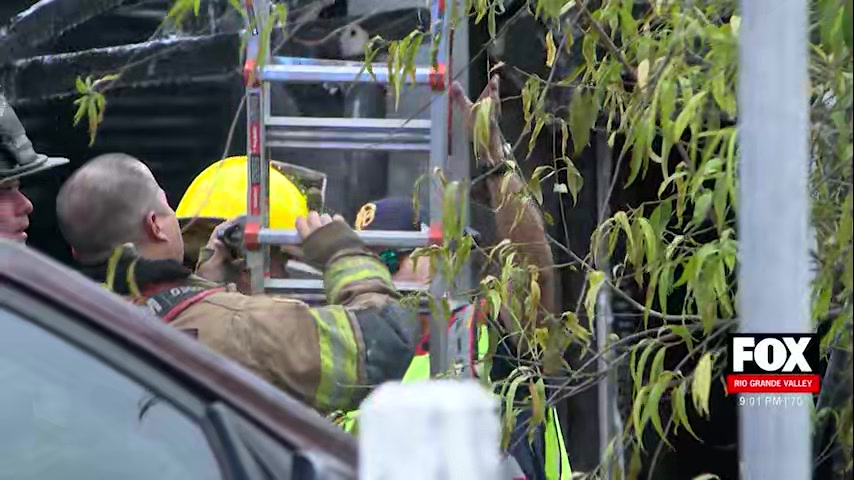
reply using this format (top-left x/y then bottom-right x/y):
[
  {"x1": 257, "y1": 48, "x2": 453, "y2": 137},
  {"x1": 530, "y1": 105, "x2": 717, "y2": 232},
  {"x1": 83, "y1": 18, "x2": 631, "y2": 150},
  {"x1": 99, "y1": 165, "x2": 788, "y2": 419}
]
[{"x1": 72, "y1": 74, "x2": 118, "y2": 146}]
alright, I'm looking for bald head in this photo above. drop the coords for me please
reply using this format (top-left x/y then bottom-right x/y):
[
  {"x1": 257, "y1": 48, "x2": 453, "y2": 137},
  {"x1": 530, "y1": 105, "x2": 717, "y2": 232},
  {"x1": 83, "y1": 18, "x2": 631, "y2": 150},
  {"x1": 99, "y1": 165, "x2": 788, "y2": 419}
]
[{"x1": 57, "y1": 153, "x2": 178, "y2": 262}]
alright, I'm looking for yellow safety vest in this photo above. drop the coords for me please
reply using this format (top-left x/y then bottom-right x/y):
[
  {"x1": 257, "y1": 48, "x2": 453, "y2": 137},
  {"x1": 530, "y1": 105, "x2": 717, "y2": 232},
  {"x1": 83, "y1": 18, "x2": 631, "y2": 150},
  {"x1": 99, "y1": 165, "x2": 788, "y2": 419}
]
[{"x1": 333, "y1": 303, "x2": 572, "y2": 479}]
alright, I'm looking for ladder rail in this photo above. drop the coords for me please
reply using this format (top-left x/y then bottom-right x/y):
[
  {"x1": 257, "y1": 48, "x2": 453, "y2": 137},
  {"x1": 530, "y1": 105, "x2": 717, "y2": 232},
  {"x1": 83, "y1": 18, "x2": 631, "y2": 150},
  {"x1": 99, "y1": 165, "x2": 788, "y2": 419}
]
[
  {"x1": 244, "y1": 0, "x2": 271, "y2": 296},
  {"x1": 242, "y1": 0, "x2": 459, "y2": 377},
  {"x1": 426, "y1": 0, "x2": 451, "y2": 377}
]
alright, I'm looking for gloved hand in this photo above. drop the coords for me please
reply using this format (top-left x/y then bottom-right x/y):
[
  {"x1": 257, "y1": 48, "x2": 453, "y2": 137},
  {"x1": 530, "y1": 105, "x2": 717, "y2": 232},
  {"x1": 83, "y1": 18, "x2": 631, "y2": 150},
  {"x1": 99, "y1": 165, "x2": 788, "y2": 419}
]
[
  {"x1": 196, "y1": 218, "x2": 246, "y2": 284},
  {"x1": 450, "y1": 74, "x2": 505, "y2": 166},
  {"x1": 295, "y1": 211, "x2": 347, "y2": 239},
  {"x1": 196, "y1": 212, "x2": 347, "y2": 286}
]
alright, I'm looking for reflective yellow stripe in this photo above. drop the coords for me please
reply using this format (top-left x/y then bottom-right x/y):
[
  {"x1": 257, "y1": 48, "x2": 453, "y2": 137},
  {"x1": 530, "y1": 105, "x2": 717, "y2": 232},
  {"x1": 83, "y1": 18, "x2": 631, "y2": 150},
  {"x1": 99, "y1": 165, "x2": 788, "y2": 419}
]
[
  {"x1": 336, "y1": 310, "x2": 496, "y2": 435},
  {"x1": 338, "y1": 410, "x2": 360, "y2": 434},
  {"x1": 126, "y1": 259, "x2": 142, "y2": 298},
  {"x1": 325, "y1": 256, "x2": 393, "y2": 303},
  {"x1": 104, "y1": 246, "x2": 124, "y2": 291},
  {"x1": 477, "y1": 325, "x2": 490, "y2": 360},
  {"x1": 310, "y1": 306, "x2": 359, "y2": 411},
  {"x1": 402, "y1": 354, "x2": 432, "y2": 382},
  {"x1": 544, "y1": 407, "x2": 572, "y2": 479}
]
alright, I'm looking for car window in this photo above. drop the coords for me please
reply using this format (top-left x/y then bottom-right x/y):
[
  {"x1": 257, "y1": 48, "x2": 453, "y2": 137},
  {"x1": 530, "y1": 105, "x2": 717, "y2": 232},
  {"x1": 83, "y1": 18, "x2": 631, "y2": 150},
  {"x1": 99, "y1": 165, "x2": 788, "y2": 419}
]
[{"x1": 0, "y1": 308, "x2": 223, "y2": 480}]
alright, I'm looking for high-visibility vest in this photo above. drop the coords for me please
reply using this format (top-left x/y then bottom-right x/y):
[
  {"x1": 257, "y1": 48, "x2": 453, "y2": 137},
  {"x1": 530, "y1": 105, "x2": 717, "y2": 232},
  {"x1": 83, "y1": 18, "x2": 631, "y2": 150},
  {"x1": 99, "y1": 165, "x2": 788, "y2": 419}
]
[{"x1": 332, "y1": 302, "x2": 572, "y2": 480}]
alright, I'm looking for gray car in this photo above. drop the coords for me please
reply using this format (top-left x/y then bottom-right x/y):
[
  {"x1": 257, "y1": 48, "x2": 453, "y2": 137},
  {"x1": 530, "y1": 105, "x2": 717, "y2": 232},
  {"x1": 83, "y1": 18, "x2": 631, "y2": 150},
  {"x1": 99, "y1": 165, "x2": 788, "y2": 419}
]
[{"x1": 0, "y1": 239, "x2": 357, "y2": 480}]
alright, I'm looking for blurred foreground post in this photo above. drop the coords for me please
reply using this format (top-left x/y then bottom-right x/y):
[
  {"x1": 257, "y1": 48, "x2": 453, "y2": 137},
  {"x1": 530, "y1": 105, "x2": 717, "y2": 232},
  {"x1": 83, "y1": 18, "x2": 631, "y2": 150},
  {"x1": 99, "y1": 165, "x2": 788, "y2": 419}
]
[
  {"x1": 359, "y1": 381, "x2": 501, "y2": 480},
  {"x1": 737, "y1": 1, "x2": 812, "y2": 479}
]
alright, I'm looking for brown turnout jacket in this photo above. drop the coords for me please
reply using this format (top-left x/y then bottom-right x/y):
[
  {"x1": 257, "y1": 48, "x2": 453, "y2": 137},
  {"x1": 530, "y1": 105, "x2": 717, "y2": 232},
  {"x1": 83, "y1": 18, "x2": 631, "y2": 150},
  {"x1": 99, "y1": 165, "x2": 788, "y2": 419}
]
[{"x1": 82, "y1": 221, "x2": 419, "y2": 414}]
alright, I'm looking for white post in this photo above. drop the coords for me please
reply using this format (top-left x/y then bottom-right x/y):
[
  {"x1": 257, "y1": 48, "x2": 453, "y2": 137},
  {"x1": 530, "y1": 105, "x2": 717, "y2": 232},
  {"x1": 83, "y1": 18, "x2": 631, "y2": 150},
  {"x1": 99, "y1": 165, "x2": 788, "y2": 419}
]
[
  {"x1": 737, "y1": 1, "x2": 811, "y2": 479},
  {"x1": 359, "y1": 381, "x2": 502, "y2": 480}
]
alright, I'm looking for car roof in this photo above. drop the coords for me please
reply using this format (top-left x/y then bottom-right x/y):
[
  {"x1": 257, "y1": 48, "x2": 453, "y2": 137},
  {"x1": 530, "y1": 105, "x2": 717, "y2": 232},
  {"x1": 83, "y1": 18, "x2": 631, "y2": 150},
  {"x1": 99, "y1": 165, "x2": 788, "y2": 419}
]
[{"x1": 0, "y1": 240, "x2": 357, "y2": 469}]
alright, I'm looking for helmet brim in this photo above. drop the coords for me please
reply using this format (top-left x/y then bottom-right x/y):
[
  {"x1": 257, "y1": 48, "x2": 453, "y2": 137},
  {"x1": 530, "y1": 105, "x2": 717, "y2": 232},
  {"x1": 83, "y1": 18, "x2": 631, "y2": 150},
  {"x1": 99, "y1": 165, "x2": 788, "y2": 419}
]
[{"x1": 0, "y1": 156, "x2": 69, "y2": 185}]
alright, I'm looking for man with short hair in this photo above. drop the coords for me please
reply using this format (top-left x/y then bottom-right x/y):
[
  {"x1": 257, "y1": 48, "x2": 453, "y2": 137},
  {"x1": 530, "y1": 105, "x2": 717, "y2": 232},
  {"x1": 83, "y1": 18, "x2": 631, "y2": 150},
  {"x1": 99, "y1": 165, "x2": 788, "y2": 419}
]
[
  {"x1": 1, "y1": 93, "x2": 69, "y2": 242},
  {"x1": 56, "y1": 153, "x2": 419, "y2": 415}
]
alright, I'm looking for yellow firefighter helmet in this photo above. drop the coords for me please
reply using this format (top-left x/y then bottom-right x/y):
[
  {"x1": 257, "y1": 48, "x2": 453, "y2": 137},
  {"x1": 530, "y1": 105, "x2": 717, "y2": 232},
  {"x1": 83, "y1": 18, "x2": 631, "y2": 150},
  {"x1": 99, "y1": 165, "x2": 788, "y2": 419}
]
[{"x1": 176, "y1": 155, "x2": 308, "y2": 229}]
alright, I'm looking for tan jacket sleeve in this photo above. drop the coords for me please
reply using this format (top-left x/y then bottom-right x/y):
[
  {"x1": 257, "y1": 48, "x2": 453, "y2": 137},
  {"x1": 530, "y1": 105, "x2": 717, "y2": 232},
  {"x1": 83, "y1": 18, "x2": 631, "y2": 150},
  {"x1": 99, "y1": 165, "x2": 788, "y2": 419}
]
[
  {"x1": 483, "y1": 154, "x2": 557, "y2": 320},
  {"x1": 173, "y1": 222, "x2": 420, "y2": 414}
]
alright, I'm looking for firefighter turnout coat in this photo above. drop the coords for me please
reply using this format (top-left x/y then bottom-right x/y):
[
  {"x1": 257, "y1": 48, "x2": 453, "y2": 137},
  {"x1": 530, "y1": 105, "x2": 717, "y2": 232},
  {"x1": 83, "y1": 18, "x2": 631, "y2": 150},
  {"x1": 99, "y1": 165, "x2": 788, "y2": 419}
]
[{"x1": 82, "y1": 221, "x2": 420, "y2": 414}]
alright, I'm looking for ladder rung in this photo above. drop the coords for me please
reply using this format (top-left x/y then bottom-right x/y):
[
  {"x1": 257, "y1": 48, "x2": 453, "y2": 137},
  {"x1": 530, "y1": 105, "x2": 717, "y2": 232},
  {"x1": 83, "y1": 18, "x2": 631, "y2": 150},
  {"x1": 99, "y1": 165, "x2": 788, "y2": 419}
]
[
  {"x1": 265, "y1": 117, "x2": 431, "y2": 152},
  {"x1": 265, "y1": 279, "x2": 429, "y2": 293},
  {"x1": 266, "y1": 117, "x2": 432, "y2": 131},
  {"x1": 266, "y1": 138, "x2": 430, "y2": 152},
  {"x1": 262, "y1": 56, "x2": 432, "y2": 84},
  {"x1": 286, "y1": 261, "x2": 321, "y2": 278},
  {"x1": 257, "y1": 229, "x2": 430, "y2": 248}
]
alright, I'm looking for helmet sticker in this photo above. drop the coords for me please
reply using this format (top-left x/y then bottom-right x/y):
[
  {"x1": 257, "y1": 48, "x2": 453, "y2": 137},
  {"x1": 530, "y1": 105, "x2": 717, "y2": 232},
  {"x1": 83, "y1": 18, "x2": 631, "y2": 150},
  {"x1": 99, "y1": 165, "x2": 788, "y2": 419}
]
[{"x1": 354, "y1": 203, "x2": 376, "y2": 230}]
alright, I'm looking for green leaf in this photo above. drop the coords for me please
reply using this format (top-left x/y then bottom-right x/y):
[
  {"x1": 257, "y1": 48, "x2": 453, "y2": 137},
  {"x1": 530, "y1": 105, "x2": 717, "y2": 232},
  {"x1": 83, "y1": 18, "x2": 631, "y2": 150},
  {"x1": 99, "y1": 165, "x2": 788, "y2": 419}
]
[
  {"x1": 672, "y1": 382, "x2": 700, "y2": 440},
  {"x1": 837, "y1": 192, "x2": 853, "y2": 247},
  {"x1": 691, "y1": 191, "x2": 713, "y2": 228},
  {"x1": 692, "y1": 353, "x2": 714, "y2": 418},
  {"x1": 404, "y1": 32, "x2": 424, "y2": 84},
  {"x1": 440, "y1": 181, "x2": 464, "y2": 246},
  {"x1": 582, "y1": 29, "x2": 598, "y2": 66},
  {"x1": 673, "y1": 92, "x2": 708, "y2": 142},
  {"x1": 545, "y1": 31, "x2": 557, "y2": 68},
  {"x1": 636, "y1": 59, "x2": 650, "y2": 90},
  {"x1": 563, "y1": 311, "x2": 591, "y2": 344},
  {"x1": 618, "y1": 2, "x2": 638, "y2": 42},
  {"x1": 632, "y1": 384, "x2": 650, "y2": 449},
  {"x1": 614, "y1": 211, "x2": 635, "y2": 253},
  {"x1": 87, "y1": 100, "x2": 98, "y2": 146},
  {"x1": 633, "y1": 341, "x2": 657, "y2": 388},
  {"x1": 486, "y1": 290, "x2": 502, "y2": 321},
  {"x1": 658, "y1": 170, "x2": 688, "y2": 198},
  {"x1": 627, "y1": 119, "x2": 654, "y2": 186},
  {"x1": 473, "y1": 98, "x2": 494, "y2": 160},
  {"x1": 845, "y1": 0, "x2": 854, "y2": 50},
  {"x1": 644, "y1": 373, "x2": 674, "y2": 444},
  {"x1": 658, "y1": 264, "x2": 673, "y2": 314},
  {"x1": 584, "y1": 271, "x2": 606, "y2": 330},
  {"x1": 521, "y1": 77, "x2": 541, "y2": 124},
  {"x1": 562, "y1": 157, "x2": 584, "y2": 205},
  {"x1": 637, "y1": 217, "x2": 658, "y2": 264},
  {"x1": 72, "y1": 97, "x2": 88, "y2": 125},
  {"x1": 569, "y1": 89, "x2": 598, "y2": 155},
  {"x1": 75, "y1": 76, "x2": 87, "y2": 94},
  {"x1": 359, "y1": 36, "x2": 383, "y2": 82},
  {"x1": 528, "y1": 378, "x2": 547, "y2": 442},
  {"x1": 667, "y1": 325, "x2": 694, "y2": 351},
  {"x1": 665, "y1": 235, "x2": 684, "y2": 261},
  {"x1": 528, "y1": 175, "x2": 544, "y2": 205},
  {"x1": 649, "y1": 346, "x2": 668, "y2": 382},
  {"x1": 528, "y1": 115, "x2": 546, "y2": 156},
  {"x1": 712, "y1": 177, "x2": 728, "y2": 230},
  {"x1": 649, "y1": 200, "x2": 672, "y2": 234}
]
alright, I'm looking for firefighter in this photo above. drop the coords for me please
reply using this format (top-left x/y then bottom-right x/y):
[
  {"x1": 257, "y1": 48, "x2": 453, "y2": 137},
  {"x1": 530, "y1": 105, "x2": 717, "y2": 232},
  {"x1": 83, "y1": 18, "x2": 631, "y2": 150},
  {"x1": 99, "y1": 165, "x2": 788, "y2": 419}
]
[
  {"x1": 55, "y1": 152, "x2": 420, "y2": 415},
  {"x1": 336, "y1": 76, "x2": 572, "y2": 480},
  {"x1": 174, "y1": 155, "x2": 308, "y2": 291},
  {"x1": 0, "y1": 93, "x2": 69, "y2": 242}
]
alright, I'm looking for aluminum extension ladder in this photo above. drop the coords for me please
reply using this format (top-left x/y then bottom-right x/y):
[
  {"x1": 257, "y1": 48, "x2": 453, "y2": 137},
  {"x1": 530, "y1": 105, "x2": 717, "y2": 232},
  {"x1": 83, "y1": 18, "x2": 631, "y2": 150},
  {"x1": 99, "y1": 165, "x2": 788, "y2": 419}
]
[{"x1": 240, "y1": 0, "x2": 462, "y2": 375}]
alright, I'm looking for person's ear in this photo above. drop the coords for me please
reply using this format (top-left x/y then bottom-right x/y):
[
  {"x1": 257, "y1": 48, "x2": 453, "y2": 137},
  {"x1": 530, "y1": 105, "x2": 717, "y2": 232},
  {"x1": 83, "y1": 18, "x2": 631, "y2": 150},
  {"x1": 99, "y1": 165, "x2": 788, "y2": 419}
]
[{"x1": 143, "y1": 210, "x2": 168, "y2": 241}]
